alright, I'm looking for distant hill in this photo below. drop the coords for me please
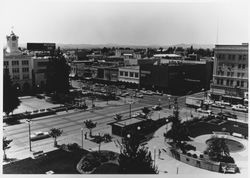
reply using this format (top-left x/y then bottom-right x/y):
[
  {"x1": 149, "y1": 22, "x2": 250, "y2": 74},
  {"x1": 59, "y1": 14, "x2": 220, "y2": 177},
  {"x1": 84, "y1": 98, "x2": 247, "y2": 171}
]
[{"x1": 18, "y1": 43, "x2": 215, "y2": 50}]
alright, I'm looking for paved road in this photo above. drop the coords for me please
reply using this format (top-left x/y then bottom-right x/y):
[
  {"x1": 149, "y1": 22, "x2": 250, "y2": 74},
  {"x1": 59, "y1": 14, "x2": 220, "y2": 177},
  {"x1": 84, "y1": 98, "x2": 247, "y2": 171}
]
[{"x1": 4, "y1": 84, "x2": 247, "y2": 159}]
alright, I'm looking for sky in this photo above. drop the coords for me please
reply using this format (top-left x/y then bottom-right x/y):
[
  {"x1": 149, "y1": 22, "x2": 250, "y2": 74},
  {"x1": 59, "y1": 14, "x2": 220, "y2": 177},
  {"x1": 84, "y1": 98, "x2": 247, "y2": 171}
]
[{"x1": 0, "y1": 0, "x2": 249, "y2": 46}]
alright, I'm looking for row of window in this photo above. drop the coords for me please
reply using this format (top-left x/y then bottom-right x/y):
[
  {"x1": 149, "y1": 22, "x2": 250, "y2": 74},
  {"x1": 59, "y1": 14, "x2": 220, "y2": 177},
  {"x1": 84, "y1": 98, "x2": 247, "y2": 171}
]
[
  {"x1": 4, "y1": 60, "x2": 29, "y2": 66},
  {"x1": 217, "y1": 54, "x2": 247, "y2": 60},
  {"x1": 218, "y1": 63, "x2": 246, "y2": 70},
  {"x1": 12, "y1": 68, "x2": 29, "y2": 73},
  {"x1": 12, "y1": 74, "x2": 30, "y2": 80},
  {"x1": 217, "y1": 71, "x2": 245, "y2": 78},
  {"x1": 216, "y1": 79, "x2": 246, "y2": 87},
  {"x1": 119, "y1": 71, "x2": 139, "y2": 78}
]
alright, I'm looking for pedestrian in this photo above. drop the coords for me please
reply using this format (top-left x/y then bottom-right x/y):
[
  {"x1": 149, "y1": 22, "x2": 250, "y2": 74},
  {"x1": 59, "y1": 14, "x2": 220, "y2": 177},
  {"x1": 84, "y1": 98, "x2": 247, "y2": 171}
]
[{"x1": 84, "y1": 132, "x2": 87, "y2": 139}]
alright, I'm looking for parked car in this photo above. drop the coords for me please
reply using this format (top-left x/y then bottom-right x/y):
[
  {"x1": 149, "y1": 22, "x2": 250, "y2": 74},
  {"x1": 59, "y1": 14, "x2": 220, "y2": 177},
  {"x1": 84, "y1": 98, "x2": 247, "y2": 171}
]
[
  {"x1": 232, "y1": 104, "x2": 248, "y2": 112},
  {"x1": 154, "y1": 91, "x2": 163, "y2": 96},
  {"x1": 31, "y1": 131, "x2": 50, "y2": 141},
  {"x1": 136, "y1": 94, "x2": 144, "y2": 98},
  {"x1": 203, "y1": 100, "x2": 213, "y2": 105},
  {"x1": 152, "y1": 105, "x2": 162, "y2": 111},
  {"x1": 217, "y1": 112, "x2": 237, "y2": 119},
  {"x1": 197, "y1": 108, "x2": 213, "y2": 115},
  {"x1": 215, "y1": 101, "x2": 231, "y2": 106},
  {"x1": 145, "y1": 90, "x2": 154, "y2": 95},
  {"x1": 211, "y1": 103, "x2": 226, "y2": 109},
  {"x1": 121, "y1": 92, "x2": 129, "y2": 97}
]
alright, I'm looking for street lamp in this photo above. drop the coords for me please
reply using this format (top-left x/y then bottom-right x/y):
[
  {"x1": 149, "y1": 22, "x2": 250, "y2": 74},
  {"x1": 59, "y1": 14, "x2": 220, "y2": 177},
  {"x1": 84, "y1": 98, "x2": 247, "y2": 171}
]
[
  {"x1": 176, "y1": 163, "x2": 180, "y2": 174},
  {"x1": 26, "y1": 119, "x2": 32, "y2": 152},
  {"x1": 158, "y1": 111, "x2": 161, "y2": 119},
  {"x1": 81, "y1": 128, "x2": 84, "y2": 148},
  {"x1": 137, "y1": 126, "x2": 141, "y2": 131},
  {"x1": 168, "y1": 96, "x2": 171, "y2": 109},
  {"x1": 127, "y1": 100, "x2": 134, "y2": 119},
  {"x1": 158, "y1": 99, "x2": 161, "y2": 106},
  {"x1": 153, "y1": 146, "x2": 156, "y2": 167},
  {"x1": 127, "y1": 133, "x2": 131, "y2": 139}
]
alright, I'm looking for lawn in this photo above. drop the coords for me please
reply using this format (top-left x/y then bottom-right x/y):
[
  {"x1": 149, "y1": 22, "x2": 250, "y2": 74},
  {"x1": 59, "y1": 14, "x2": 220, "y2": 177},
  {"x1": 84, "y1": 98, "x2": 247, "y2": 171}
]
[{"x1": 3, "y1": 149, "x2": 88, "y2": 174}]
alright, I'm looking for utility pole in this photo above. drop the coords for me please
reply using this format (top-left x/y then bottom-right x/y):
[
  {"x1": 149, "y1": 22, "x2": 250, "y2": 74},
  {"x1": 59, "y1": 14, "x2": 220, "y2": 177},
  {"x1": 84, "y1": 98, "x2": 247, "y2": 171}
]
[{"x1": 26, "y1": 119, "x2": 32, "y2": 152}]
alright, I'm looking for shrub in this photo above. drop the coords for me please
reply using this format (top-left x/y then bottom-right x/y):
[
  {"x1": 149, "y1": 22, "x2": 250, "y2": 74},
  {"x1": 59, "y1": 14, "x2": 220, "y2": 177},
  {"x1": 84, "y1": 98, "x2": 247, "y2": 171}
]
[
  {"x1": 200, "y1": 155, "x2": 204, "y2": 159},
  {"x1": 103, "y1": 133, "x2": 112, "y2": 143},
  {"x1": 67, "y1": 143, "x2": 80, "y2": 151},
  {"x1": 187, "y1": 153, "x2": 191, "y2": 157},
  {"x1": 193, "y1": 154, "x2": 198, "y2": 158}
]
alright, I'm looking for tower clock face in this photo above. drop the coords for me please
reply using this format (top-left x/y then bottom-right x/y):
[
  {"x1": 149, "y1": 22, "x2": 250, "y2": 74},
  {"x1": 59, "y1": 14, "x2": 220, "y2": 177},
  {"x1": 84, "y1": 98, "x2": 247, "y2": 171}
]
[{"x1": 12, "y1": 36, "x2": 16, "y2": 41}]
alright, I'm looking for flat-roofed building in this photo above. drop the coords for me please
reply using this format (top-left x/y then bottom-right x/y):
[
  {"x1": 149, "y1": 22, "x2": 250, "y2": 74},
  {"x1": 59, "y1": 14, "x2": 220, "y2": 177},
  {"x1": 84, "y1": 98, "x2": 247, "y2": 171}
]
[
  {"x1": 211, "y1": 43, "x2": 248, "y2": 104},
  {"x1": 118, "y1": 66, "x2": 140, "y2": 84}
]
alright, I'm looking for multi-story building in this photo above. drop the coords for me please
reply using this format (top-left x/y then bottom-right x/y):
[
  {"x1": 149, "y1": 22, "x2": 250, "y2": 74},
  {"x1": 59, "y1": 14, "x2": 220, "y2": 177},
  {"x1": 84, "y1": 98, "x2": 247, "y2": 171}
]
[
  {"x1": 211, "y1": 43, "x2": 248, "y2": 104},
  {"x1": 4, "y1": 31, "x2": 33, "y2": 94},
  {"x1": 118, "y1": 66, "x2": 140, "y2": 84},
  {"x1": 139, "y1": 59, "x2": 213, "y2": 95}
]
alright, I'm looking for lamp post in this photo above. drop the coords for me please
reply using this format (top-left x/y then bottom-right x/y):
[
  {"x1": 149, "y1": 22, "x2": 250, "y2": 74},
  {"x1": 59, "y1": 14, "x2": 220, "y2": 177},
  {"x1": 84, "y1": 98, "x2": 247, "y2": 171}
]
[
  {"x1": 158, "y1": 111, "x2": 161, "y2": 120},
  {"x1": 168, "y1": 96, "x2": 171, "y2": 109},
  {"x1": 153, "y1": 146, "x2": 156, "y2": 167},
  {"x1": 81, "y1": 128, "x2": 84, "y2": 148},
  {"x1": 176, "y1": 163, "x2": 180, "y2": 174},
  {"x1": 26, "y1": 119, "x2": 32, "y2": 152},
  {"x1": 158, "y1": 99, "x2": 161, "y2": 106}
]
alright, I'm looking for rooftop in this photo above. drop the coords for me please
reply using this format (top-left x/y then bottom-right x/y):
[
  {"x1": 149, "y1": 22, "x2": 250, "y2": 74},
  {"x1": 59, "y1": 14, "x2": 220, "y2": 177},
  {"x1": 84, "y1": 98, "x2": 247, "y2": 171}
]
[
  {"x1": 119, "y1": 65, "x2": 139, "y2": 70},
  {"x1": 113, "y1": 117, "x2": 145, "y2": 127}
]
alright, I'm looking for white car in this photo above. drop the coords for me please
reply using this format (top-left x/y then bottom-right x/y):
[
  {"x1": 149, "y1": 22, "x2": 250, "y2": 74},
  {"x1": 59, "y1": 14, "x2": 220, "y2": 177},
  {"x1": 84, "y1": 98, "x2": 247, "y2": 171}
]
[
  {"x1": 215, "y1": 101, "x2": 231, "y2": 106},
  {"x1": 30, "y1": 131, "x2": 50, "y2": 141},
  {"x1": 197, "y1": 108, "x2": 213, "y2": 115},
  {"x1": 204, "y1": 100, "x2": 213, "y2": 105},
  {"x1": 136, "y1": 94, "x2": 144, "y2": 98},
  {"x1": 211, "y1": 103, "x2": 226, "y2": 109},
  {"x1": 232, "y1": 104, "x2": 248, "y2": 112}
]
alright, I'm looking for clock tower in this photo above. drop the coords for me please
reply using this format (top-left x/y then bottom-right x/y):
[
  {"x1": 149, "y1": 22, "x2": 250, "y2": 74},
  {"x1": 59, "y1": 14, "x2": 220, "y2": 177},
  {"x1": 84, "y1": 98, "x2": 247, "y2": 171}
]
[{"x1": 6, "y1": 31, "x2": 21, "y2": 55}]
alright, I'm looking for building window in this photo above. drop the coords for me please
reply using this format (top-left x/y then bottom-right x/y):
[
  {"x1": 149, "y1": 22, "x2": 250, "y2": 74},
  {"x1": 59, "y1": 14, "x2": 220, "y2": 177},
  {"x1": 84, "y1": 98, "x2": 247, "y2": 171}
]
[
  {"x1": 125, "y1": 72, "x2": 128, "y2": 76},
  {"x1": 237, "y1": 81, "x2": 240, "y2": 86},
  {"x1": 239, "y1": 55, "x2": 242, "y2": 60},
  {"x1": 22, "y1": 60, "x2": 29, "y2": 65},
  {"x1": 220, "y1": 79, "x2": 223, "y2": 85},
  {"x1": 12, "y1": 75, "x2": 20, "y2": 80},
  {"x1": 135, "y1": 72, "x2": 139, "y2": 78},
  {"x1": 130, "y1": 72, "x2": 134, "y2": 77},
  {"x1": 241, "y1": 81, "x2": 244, "y2": 87},
  {"x1": 241, "y1": 73, "x2": 244, "y2": 78},
  {"x1": 228, "y1": 55, "x2": 231, "y2": 60},
  {"x1": 4, "y1": 61, "x2": 9, "y2": 66},
  {"x1": 12, "y1": 68, "x2": 19, "y2": 73},
  {"x1": 23, "y1": 74, "x2": 29, "y2": 79},
  {"x1": 230, "y1": 80, "x2": 233, "y2": 86},
  {"x1": 237, "y1": 73, "x2": 241, "y2": 77},
  {"x1": 120, "y1": 71, "x2": 123, "y2": 76},
  {"x1": 226, "y1": 80, "x2": 229, "y2": 86},
  {"x1": 22, "y1": 68, "x2": 29, "y2": 73},
  {"x1": 231, "y1": 72, "x2": 234, "y2": 76},
  {"x1": 232, "y1": 55, "x2": 235, "y2": 60},
  {"x1": 238, "y1": 64, "x2": 241, "y2": 69},
  {"x1": 243, "y1": 55, "x2": 247, "y2": 60},
  {"x1": 12, "y1": 61, "x2": 19, "y2": 66},
  {"x1": 217, "y1": 79, "x2": 219, "y2": 85},
  {"x1": 242, "y1": 64, "x2": 245, "y2": 69},
  {"x1": 227, "y1": 72, "x2": 230, "y2": 76}
]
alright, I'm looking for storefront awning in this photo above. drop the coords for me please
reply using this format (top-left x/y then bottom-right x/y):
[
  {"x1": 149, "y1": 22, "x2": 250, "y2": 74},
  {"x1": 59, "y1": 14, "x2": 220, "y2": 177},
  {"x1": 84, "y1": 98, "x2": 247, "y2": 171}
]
[{"x1": 222, "y1": 95, "x2": 243, "y2": 100}]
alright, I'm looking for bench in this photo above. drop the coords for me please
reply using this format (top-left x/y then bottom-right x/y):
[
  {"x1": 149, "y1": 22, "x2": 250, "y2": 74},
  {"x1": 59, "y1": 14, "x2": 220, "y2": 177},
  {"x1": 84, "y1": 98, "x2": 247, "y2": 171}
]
[{"x1": 32, "y1": 151, "x2": 46, "y2": 159}]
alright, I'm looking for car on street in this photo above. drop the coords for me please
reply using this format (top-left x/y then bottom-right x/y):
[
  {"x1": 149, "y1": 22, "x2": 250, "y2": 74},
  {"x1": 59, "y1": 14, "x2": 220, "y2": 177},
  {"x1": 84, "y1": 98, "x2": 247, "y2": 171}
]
[
  {"x1": 215, "y1": 101, "x2": 231, "y2": 106},
  {"x1": 145, "y1": 90, "x2": 154, "y2": 95},
  {"x1": 232, "y1": 104, "x2": 248, "y2": 112},
  {"x1": 31, "y1": 131, "x2": 50, "y2": 141},
  {"x1": 217, "y1": 112, "x2": 237, "y2": 120},
  {"x1": 121, "y1": 92, "x2": 129, "y2": 97},
  {"x1": 152, "y1": 105, "x2": 162, "y2": 111},
  {"x1": 132, "y1": 112, "x2": 146, "y2": 118},
  {"x1": 197, "y1": 108, "x2": 213, "y2": 115},
  {"x1": 136, "y1": 93, "x2": 144, "y2": 98},
  {"x1": 154, "y1": 91, "x2": 163, "y2": 96},
  {"x1": 211, "y1": 103, "x2": 226, "y2": 109},
  {"x1": 203, "y1": 100, "x2": 213, "y2": 105}
]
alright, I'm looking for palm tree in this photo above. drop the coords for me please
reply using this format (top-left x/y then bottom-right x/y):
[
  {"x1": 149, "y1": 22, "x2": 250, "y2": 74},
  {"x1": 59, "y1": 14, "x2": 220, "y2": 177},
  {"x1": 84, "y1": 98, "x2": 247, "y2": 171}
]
[
  {"x1": 95, "y1": 135, "x2": 105, "y2": 153},
  {"x1": 84, "y1": 120, "x2": 97, "y2": 137},
  {"x1": 114, "y1": 114, "x2": 122, "y2": 121},
  {"x1": 3, "y1": 137, "x2": 12, "y2": 161},
  {"x1": 206, "y1": 136, "x2": 230, "y2": 162},
  {"x1": 142, "y1": 107, "x2": 150, "y2": 119},
  {"x1": 119, "y1": 135, "x2": 158, "y2": 174},
  {"x1": 49, "y1": 128, "x2": 63, "y2": 147}
]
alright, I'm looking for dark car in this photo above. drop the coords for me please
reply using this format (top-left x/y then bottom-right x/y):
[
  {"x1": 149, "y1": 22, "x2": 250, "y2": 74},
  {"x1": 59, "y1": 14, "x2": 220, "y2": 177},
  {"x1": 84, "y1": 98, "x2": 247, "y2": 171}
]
[{"x1": 217, "y1": 112, "x2": 237, "y2": 120}]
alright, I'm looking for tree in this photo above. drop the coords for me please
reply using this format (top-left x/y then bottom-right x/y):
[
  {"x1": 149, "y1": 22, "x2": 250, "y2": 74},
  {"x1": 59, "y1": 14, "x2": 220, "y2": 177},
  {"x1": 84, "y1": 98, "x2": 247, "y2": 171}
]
[
  {"x1": 84, "y1": 120, "x2": 97, "y2": 137},
  {"x1": 94, "y1": 135, "x2": 105, "y2": 153},
  {"x1": 49, "y1": 128, "x2": 63, "y2": 147},
  {"x1": 206, "y1": 136, "x2": 230, "y2": 162},
  {"x1": 3, "y1": 137, "x2": 12, "y2": 160},
  {"x1": 118, "y1": 135, "x2": 158, "y2": 174},
  {"x1": 164, "y1": 98, "x2": 191, "y2": 145},
  {"x1": 3, "y1": 68, "x2": 21, "y2": 116},
  {"x1": 142, "y1": 107, "x2": 151, "y2": 119},
  {"x1": 46, "y1": 48, "x2": 70, "y2": 97}
]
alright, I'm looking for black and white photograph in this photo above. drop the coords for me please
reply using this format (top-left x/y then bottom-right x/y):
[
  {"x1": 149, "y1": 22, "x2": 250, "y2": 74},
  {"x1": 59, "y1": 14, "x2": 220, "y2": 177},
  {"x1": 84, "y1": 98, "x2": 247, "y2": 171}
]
[{"x1": 1, "y1": 0, "x2": 249, "y2": 176}]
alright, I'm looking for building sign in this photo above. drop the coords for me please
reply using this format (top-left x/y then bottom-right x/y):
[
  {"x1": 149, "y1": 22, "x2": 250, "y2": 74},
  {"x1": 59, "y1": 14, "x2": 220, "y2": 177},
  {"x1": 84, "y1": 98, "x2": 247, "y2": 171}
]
[{"x1": 27, "y1": 43, "x2": 56, "y2": 51}]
